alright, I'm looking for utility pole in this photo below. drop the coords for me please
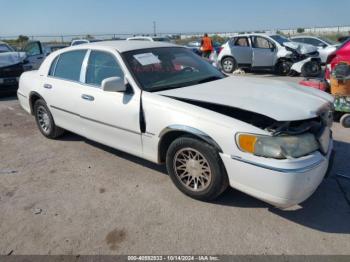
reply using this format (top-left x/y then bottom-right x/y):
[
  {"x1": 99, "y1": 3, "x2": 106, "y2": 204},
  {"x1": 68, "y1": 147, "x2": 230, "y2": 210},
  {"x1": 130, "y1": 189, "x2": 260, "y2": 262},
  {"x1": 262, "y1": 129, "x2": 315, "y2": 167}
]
[{"x1": 153, "y1": 21, "x2": 156, "y2": 36}]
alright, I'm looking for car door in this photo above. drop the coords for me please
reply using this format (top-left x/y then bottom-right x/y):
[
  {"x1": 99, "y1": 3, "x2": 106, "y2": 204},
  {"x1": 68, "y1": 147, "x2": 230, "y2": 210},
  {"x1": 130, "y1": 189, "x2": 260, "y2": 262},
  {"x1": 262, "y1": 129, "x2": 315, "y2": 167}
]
[
  {"x1": 23, "y1": 41, "x2": 45, "y2": 70},
  {"x1": 44, "y1": 50, "x2": 87, "y2": 134},
  {"x1": 230, "y1": 37, "x2": 252, "y2": 65},
  {"x1": 251, "y1": 36, "x2": 276, "y2": 67},
  {"x1": 77, "y1": 50, "x2": 142, "y2": 156}
]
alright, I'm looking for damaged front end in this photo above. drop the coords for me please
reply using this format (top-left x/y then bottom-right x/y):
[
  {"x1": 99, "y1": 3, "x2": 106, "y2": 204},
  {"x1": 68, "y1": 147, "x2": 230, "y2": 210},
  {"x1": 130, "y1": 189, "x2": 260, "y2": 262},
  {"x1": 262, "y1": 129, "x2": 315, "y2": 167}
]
[{"x1": 172, "y1": 97, "x2": 333, "y2": 159}]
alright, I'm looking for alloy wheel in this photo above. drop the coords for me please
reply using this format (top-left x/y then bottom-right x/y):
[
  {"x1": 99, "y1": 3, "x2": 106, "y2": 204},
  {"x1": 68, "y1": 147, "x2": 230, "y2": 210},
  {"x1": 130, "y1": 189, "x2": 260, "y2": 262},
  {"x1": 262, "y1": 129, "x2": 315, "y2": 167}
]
[
  {"x1": 173, "y1": 148, "x2": 212, "y2": 192},
  {"x1": 37, "y1": 105, "x2": 51, "y2": 133}
]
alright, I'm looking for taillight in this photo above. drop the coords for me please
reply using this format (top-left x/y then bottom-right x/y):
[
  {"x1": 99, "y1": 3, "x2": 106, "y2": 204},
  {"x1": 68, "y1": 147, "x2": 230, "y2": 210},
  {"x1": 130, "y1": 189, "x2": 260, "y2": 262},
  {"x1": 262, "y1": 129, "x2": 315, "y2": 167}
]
[{"x1": 326, "y1": 52, "x2": 336, "y2": 64}]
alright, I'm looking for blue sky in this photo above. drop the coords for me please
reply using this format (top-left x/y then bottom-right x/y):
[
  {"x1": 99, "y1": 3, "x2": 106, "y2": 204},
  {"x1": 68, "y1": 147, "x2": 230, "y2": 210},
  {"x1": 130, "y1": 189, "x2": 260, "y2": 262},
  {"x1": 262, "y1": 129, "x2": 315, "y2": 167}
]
[{"x1": 0, "y1": 0, "x2": 349, "y2": 36}]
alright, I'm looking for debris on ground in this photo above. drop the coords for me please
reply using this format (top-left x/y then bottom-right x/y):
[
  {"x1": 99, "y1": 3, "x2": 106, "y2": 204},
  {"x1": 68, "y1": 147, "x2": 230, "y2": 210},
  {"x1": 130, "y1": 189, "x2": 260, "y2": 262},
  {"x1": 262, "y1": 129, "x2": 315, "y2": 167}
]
[{"x1": 32, "y1": 208, "x2": 43, "y2": 215}]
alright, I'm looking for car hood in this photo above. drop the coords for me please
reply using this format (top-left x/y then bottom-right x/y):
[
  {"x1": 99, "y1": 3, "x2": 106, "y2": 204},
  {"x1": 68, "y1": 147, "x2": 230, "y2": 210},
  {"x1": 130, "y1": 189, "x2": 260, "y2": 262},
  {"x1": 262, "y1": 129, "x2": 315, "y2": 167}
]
[
  {"x1": 284, "y1": 42, "x2": 318, "y2": 54},
  {"x1": 0, "y1": 52, "x2": 26, "y2": 68},
  {"x1": 156, "y1": 76, "x2": 334, "y2": 121}
]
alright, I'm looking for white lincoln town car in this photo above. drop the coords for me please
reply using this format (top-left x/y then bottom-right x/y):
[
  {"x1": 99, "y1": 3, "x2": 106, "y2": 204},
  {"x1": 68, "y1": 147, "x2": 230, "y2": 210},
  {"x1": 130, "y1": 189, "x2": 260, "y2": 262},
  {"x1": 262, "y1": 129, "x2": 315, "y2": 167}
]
[{"x1": 17, "y1": 41, "x2": 334, "y2": 208}]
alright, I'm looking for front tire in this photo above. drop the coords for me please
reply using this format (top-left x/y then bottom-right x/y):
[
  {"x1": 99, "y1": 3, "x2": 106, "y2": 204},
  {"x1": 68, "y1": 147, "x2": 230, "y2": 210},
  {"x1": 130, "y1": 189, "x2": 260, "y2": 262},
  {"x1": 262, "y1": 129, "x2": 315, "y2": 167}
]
[
  {"x1": 301, "y1": 60, "x2": 321, "y2": 77},
  {"x1": 274, "y1": 60, "x2": 292, "y2": 76},
  {"x1": 166, "y1": 137, "x2": 228, "y2": 201},
  {"x1": 34, "y1": 99, "x2": 65, "y2": 139},
  {"x1": 221, "y1": 57, "x2": 237, "y2": 74}
]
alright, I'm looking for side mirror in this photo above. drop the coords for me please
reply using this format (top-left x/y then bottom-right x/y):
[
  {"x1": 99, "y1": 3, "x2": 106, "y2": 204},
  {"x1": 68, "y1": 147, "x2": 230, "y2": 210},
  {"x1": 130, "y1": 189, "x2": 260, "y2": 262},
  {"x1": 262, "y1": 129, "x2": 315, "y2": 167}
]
[
  {"x1": 318, "y1": 43, "x2": 327, "y2": 48},
  {"x1": 102, "y1": 77, "x2": 126, "y2": 92}
]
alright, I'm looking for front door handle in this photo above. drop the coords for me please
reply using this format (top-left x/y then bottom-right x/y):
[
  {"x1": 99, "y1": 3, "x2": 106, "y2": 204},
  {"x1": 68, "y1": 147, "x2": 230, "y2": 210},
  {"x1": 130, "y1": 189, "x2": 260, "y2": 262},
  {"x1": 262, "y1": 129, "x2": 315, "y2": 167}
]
[
  {"x1": 81, "y1": 94, "x2": 95, "y2": 101},
  {"x1": 43, "y1": 83, "x2": 52, "y2": 89}
]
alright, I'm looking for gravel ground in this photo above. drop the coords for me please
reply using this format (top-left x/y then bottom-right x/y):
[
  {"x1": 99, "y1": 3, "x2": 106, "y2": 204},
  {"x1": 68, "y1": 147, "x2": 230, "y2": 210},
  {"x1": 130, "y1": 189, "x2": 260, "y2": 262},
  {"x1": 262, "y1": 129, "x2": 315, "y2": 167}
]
[{"x1": 0, "y1": 74, "x2": 349, "y2": 255}]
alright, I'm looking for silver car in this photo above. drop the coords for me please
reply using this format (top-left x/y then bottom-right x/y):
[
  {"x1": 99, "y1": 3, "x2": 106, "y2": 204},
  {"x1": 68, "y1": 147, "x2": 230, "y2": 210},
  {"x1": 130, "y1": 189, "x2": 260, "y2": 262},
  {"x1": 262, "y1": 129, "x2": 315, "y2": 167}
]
[{"x1": 218, "y1": 34, "x2": 322, "y2": 77}]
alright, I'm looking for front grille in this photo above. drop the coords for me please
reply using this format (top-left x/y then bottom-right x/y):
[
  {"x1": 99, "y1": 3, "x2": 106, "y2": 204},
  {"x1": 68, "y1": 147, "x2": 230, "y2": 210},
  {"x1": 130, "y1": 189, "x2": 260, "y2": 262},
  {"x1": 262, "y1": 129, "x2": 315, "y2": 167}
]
[{"x1": 0, "y1": 63, "x2": 24, "y2": 78}]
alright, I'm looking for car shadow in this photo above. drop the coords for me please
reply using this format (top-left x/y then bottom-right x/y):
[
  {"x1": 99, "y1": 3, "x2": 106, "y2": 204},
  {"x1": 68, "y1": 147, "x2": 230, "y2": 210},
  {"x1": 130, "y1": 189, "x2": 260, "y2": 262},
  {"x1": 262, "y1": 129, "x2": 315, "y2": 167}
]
[
  {"x1": 58, "y1": 134, "x2": 350, "y2": 233},
  {"x1": 0, "y1": 94, "x2": 17, "y2": 101}
]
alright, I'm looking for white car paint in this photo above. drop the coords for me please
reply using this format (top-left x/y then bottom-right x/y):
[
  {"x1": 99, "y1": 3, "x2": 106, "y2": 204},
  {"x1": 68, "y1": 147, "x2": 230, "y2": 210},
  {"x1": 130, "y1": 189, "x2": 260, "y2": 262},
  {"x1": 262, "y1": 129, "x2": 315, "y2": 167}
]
[
  {"x1": 127, "y1": 36, "x2": 170, "y2": 42},
  {"x1": 291, "y1": 36, "x2": 338, "y2": 64},
  {"x1": 17, "y1": 41, "x2": 334, "y2": 208}
]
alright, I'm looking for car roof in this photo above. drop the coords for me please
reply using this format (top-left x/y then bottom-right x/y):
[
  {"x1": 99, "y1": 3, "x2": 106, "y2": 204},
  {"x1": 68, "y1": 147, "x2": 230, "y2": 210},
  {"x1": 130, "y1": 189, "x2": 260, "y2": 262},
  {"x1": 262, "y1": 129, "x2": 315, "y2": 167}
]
[
  {"x1": 233, "y1": 33, "x2": 275, "y2": 38},
  {"x1": 291, "y1": 36, "x2": 319, "y2": 39},
  {"x1": 70, "y1": 40, "x2": 177, "y2": 52}
]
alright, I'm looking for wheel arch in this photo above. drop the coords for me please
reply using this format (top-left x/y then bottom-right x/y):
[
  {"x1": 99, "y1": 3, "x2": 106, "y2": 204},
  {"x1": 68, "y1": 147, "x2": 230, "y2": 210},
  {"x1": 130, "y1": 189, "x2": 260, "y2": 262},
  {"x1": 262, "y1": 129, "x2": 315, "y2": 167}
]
[
  {"x1": 157, "y1": 125, "x2": 223, "y2": 163},
  {"x1": 29, "y1": 91, "x2": 44, "y2": 115},
  {"x1": 220, "y1": 55, "x2": 236, "y2": 64}
]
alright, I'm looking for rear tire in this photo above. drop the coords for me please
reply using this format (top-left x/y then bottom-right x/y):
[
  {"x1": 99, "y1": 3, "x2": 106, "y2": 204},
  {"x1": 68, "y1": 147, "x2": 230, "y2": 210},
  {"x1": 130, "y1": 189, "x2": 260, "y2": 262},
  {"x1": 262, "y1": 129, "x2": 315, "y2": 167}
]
[
  {"x1": 166, "y1": 137, "x2": 229, "y2": 201},
  {"x1": 34, "y1": 99, "x2": 65, "y2": 139},
  {"x1": 301, "y1": 60, "x2": 321, "y2": 77},
  {"x1": 340, "y1": 114, "x2": 350, "y2": 128},
  {"x1": 221, "y1": 57, "x2": 237, "y2": 74}
]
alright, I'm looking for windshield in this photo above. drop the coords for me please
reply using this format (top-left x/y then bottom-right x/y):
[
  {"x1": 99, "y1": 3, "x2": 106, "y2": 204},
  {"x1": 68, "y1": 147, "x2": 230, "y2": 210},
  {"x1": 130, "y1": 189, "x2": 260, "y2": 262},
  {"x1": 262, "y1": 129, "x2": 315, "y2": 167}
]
[
  {"x1": 123, "y1": 47, "x2": 224, "y2": 92},
  {"x1": 270, "y1": 35, "x2": 291, "y2": 45},
  {"x1": 0, "y1": 44, "x2": 13, "y2": 53}
]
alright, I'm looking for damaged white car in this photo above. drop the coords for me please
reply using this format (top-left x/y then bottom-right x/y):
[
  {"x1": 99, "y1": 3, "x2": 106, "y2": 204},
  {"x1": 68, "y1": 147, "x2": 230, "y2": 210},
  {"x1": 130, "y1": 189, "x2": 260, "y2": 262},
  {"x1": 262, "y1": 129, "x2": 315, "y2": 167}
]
[
  {"x1": 18, "y1": 41, "x2": 334, "y2": 208},
  {"x1": 218, "y1": 34, "x2": 322, "y2": 77}
]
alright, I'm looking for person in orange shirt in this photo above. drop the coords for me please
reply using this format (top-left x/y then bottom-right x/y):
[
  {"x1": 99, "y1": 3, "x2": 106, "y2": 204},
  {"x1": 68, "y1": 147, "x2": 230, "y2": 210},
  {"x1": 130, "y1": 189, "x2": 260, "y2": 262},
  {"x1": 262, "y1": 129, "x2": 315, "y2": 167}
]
[{"x1": 201, "y1": 33, "x2": 214, "y2": 59}]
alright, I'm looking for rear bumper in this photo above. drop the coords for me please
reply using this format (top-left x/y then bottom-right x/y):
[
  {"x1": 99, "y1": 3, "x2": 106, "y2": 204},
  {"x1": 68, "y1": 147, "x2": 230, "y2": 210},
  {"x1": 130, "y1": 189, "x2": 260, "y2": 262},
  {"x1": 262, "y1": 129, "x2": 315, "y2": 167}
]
[
  {"x1": 0, "y1": 77, "x2": 19, "y2": 94},
  {"x1": 220, "y1": 140, "x2": 333, "y2": 208}
]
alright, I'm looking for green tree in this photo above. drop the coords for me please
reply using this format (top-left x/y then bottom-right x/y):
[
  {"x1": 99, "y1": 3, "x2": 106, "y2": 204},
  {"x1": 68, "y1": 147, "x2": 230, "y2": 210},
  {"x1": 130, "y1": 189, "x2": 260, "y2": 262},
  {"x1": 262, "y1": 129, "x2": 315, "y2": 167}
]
[{"x1": 297, "y1": 28, "x2": 305, "y2": 34}]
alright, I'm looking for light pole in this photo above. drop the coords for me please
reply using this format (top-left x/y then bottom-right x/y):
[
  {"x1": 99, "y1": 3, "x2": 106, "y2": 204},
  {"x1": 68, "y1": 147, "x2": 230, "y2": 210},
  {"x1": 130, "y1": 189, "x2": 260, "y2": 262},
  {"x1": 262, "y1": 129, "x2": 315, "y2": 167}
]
[{"x1": 153, "y1": 21, "x2": 157, "y2": 36}]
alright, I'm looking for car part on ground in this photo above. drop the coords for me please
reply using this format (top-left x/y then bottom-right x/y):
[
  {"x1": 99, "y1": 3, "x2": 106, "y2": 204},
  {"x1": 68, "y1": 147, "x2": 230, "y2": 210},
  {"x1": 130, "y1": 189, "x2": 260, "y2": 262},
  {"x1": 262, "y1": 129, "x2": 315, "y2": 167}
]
[
  {"x1": 17, "y1": 41, "x2": 334, "y2": 208},
  {"x1": 218, "y1": 34, "x2": 322, "y2": 77}
]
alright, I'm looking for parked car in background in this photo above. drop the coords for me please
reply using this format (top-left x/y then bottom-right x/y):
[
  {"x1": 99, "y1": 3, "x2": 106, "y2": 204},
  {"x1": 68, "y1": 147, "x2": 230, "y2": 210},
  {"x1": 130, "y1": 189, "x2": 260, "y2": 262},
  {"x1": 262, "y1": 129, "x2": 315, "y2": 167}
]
[
  {"x1": 291, "y1": 36, "x2": 339, "y2": 64},
  {"x1": 127, "y1": 36, "x2": 170, "y2": 42},
  {"x1": 22, "y1": 41, "x2": 67, "y2": 70},
  {"x1": 44, "y1": 44, "x2": 68, "y2": 55},
  {"x1": 338, "y1": 36, "x2": 350, "y2": 43},
  {"x1": 0, "y1": 41, "x2": 26, "y2": 94},
  {"x1": 218, "y1": 34, "x2": 321, "y2": 77},
  {"x1": 70, "y1": 39, "x2": 103, "y2": 46},
  {"x1": 185, "y1": 40, "x2": 222, "y2": 54},
  {"x1": 325, "y1": 40, "x2": 350, "y2": 83},
  {"x1": 17, "y1": 41, "x2": 334, "y2": 208}
]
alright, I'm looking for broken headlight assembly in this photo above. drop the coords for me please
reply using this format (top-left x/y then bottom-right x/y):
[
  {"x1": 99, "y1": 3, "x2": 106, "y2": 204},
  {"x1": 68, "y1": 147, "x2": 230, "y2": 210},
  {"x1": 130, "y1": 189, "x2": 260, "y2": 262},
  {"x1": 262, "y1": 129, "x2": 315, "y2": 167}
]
[{"x1": 236, "y1": 133, "x2": 319, "y2": 159}]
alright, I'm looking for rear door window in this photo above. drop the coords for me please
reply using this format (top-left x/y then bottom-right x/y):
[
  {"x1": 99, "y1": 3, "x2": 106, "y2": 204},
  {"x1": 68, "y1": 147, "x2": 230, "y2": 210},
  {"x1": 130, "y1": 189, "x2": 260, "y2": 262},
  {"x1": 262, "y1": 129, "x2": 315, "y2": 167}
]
[{"x1": 52, "y1": 50, "x2": 87, "y2": 81}]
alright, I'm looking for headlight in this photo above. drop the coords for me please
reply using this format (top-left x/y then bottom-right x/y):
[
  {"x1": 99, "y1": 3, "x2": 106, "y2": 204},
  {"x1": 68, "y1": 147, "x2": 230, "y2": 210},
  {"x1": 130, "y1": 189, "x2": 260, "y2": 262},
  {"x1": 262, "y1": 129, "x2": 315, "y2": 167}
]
[{"x1": 237, "y1": 133, "x2": 319, "y2": 159}]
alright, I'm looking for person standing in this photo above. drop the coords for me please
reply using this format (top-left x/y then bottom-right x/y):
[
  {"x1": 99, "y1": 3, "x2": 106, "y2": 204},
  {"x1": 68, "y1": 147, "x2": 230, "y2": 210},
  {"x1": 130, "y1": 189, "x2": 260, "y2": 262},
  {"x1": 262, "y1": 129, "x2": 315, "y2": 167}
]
[{"x1": 201, "y1": 33, "x2": 213, "y2": 59}]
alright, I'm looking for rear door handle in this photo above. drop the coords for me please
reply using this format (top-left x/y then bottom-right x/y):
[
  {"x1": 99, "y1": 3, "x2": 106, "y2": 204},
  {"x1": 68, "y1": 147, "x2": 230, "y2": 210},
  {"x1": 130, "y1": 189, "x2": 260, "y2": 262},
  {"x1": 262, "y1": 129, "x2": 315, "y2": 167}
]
[
  {"x1": 81, "y1": 94, "x2": 95, "y2": 101},
  {"x1": 43, "y1": 83, "x2": 52, "y2": 89}
]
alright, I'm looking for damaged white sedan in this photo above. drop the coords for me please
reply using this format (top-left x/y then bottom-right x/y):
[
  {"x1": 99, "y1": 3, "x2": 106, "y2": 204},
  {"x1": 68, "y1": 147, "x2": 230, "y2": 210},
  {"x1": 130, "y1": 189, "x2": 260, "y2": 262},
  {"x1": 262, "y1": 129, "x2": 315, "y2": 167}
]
[{"x1": 17, "y1": 41, "x2": 334, "y2": 208}]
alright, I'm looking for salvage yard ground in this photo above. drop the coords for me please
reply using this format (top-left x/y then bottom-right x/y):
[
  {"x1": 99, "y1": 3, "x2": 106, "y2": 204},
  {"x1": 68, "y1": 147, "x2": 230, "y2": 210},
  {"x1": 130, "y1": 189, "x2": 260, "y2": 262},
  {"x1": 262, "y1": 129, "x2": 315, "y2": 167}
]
[{"x1": 0, "y1": 74, "x2": 350, "y2": 255}]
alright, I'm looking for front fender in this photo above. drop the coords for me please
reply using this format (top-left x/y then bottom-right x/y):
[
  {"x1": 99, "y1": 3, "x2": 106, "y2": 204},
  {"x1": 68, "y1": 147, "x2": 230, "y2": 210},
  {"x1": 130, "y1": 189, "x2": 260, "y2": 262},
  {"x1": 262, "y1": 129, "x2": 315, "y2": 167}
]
[{"x1": 159, "y1": 125, "x2": 223, "y2": 153}]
